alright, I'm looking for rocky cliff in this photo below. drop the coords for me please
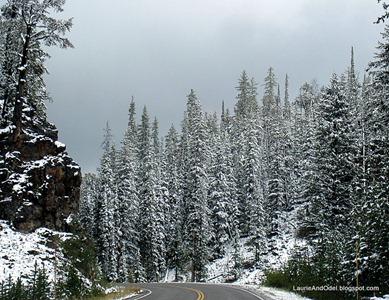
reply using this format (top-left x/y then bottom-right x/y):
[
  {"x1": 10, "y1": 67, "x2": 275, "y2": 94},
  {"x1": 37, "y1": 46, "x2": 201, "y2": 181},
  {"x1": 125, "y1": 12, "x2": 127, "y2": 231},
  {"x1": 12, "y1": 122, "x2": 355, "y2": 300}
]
[{"x1": 0, "y1": 125, "x2": 81, "y2": 232}]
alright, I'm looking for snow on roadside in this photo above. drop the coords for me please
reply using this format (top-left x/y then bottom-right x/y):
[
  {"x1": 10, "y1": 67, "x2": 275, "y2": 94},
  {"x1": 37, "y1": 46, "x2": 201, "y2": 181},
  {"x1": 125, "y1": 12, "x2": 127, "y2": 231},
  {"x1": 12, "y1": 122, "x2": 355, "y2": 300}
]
[
  {"x1": 0, "y1": 220, "x2": 71, "y2": 283},
  {"x1": 257, "y1": 285, "x2": 312, "y2": 300}
]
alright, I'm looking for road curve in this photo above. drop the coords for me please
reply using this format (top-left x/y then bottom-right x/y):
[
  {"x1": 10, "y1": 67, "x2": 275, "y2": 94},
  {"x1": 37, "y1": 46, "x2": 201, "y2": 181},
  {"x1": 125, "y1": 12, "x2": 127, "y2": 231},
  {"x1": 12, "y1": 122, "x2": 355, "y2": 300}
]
[{"x1": 125, "y1": 283, "x2": 274, "y2": 300}]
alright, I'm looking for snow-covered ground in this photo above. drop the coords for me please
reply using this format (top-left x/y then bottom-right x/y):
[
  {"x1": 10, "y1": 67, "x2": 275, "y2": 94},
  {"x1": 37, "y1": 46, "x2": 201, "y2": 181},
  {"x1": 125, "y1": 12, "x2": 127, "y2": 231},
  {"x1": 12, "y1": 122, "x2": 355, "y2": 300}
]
[
  {"x1": 205, "y1": 209, "x2": 307, "y2": 285},
  {"x1": 0, "y1": 220, "x2": 71, "y2": 283},
  {"x1": 239, "y1": 285, "x2": 312, "y2": 300}
]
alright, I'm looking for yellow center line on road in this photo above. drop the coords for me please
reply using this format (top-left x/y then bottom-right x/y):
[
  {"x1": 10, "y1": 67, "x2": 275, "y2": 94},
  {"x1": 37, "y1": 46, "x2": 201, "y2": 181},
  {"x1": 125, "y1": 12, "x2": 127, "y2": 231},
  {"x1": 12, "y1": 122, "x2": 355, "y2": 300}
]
[{"x1": 171, "y1": 285, "x2": 205, "y2": 300}]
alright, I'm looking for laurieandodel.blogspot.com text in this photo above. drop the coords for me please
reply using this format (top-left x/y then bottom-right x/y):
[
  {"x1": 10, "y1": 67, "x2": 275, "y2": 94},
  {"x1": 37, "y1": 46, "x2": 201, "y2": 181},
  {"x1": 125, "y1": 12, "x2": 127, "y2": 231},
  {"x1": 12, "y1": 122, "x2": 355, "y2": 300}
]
[{"x1": 293, "y1": 285, "x2": 380, "y2": 293}]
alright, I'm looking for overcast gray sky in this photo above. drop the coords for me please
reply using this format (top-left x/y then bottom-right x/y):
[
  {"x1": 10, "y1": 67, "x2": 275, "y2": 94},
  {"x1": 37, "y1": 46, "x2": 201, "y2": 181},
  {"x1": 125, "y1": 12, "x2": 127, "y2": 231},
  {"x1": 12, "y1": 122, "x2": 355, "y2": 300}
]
[{"x1": 23, "y1": 0, "x2": 385, "y2": 173}]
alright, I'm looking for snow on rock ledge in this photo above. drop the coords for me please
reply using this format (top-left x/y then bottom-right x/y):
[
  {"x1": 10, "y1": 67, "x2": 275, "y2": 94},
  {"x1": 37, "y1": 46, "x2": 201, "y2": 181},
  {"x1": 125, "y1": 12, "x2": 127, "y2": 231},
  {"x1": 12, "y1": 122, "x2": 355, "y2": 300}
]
[{"x1": 0, "y1": 128, "x2": 81, "y2": 232}]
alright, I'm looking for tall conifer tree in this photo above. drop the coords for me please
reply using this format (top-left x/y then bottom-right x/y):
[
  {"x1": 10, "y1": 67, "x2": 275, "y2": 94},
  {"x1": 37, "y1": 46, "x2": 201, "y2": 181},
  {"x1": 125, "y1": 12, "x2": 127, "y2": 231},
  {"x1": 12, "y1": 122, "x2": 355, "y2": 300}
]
[
  {"x1": 116, "y1": 99, "x2": 143, "y2": 282},
  {"x1": 181, "y1": 90, "x2": 211, "y2": 282},
  {"x1": 137, "y1": 106, "x2": 166, "y2": 281},
  {"x1": 357, "y1": 26, "x2": 389, "y2": 289}
]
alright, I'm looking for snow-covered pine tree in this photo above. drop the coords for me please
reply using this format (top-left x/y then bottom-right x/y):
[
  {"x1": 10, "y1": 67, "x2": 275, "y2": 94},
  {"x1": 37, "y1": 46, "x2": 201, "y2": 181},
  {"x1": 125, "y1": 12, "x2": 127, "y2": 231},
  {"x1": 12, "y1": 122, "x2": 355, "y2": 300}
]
[
  {"x1": 245, "y1": 115, "x2": 266, "y2": 263},
  {"x1": 340, "y1": 50, "x2": 369, "y2": 286},
  {"x1": 96, "y1": 122, "x2": 119, "y2": 281},
  {"x1": 232, "y1": 71, "x2": 263, "y2": 237},
  {"x1": 268, "y1": 75, "x2": 295, "y2": 253},
  {"x1": 355, "y1": 25, "x2": 389, "y2": 291},
  {"x1": 283, "y1": 74, "x2": 291, "y2": 121},
  {"x1": 347, "y1": 48, "x2": 360, "y2": 108},
  {"x1": 280, "y1": 74, "x2": 294, "y2": 212},
  {"x1": 220, "y1": 101, "x2": 241, "y2": 250},
  {"x1": 234, "y1": 71, "x2": 259, "y2": 118},
  {"x1": 181, "y1": 90, "x2": 211, "y2": 282},
  {"x1": 116, "y1": 98, "x2": 144, "y2": 282},
  {"x1": 78, "y1": 173, "x2": 98, "y2": 239},
  {"x1": 162, "y1": 124, "x2": 184, "y2": 281},
  {"x1": 261, "y1": 68, "x2": 286, "y2": 242},
  {"x1": 206, "y1": 112, "x2": 239, "y2": 258},
  {"x1": 150, "y1": 117, "x2": 167, "y2": 282},
  {"x1": 220, "y1": 100, "x2": 233, "y2": 135},
  {"x1": 204, "y1": 112, "x2": 221, "y2": 259},
  {"x1": 0, "y1": 0, "x2": 73, "y2": 137},
  {"x1": 350, "y1": 75, "x2": 371, "y2": 251},
  {"x1": 291, "y1": 82, "x2": 319, "y2": 213},
  {"x1": 261, "y1": 68, "x2": 293, "y2": 244},
  {"x1": 230, "y1": 71, "x2": 267, "y2": 261},
  {"x1": 137, "y1": 106, "x2": 166, "y2": 281},
  {"x1": 302, "y1": 74, "x2": 356, "y2": 285}
]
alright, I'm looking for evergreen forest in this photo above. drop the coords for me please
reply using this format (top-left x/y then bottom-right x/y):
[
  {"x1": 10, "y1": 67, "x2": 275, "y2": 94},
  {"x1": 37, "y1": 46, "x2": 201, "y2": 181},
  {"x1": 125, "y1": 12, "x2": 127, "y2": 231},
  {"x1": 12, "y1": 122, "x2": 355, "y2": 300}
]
[{"x1": 79, "y1": 33, "x2": 389, "y2": 298}]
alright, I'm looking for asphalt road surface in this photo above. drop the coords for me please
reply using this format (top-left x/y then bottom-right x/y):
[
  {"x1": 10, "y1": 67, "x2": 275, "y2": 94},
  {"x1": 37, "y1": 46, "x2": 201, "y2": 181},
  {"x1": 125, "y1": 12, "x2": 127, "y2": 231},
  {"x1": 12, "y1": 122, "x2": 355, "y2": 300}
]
[{"x1": 126, "y1": 283, "x2": 275, "y2": 300}]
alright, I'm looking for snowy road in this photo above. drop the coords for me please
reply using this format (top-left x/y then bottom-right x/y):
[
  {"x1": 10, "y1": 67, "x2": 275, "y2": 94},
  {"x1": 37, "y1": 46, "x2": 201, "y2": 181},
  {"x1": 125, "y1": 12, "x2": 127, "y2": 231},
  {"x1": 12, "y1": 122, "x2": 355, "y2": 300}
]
[{"x1": 125, "y1": 283, "x2": 275, "y2": 300}]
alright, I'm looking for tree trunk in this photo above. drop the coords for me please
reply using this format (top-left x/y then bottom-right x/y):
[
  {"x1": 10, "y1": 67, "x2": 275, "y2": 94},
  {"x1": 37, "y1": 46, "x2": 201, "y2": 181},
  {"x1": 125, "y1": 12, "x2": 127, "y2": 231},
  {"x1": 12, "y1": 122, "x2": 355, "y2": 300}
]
[
  {"x1": 1, "y1": 5, "x2": 18, "y2": 123},
  {"x1": 191, "y1": 235, "x2": 196, "y2": 282},
  {"x1": 13, "y1": 25, "x2": 31, "y2": 143}
]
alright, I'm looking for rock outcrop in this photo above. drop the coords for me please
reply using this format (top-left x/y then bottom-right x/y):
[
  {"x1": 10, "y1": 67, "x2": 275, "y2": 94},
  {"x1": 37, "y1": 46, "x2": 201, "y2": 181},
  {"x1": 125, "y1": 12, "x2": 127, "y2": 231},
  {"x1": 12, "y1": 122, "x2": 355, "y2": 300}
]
[{"x1": 0, "y1": 125, "x2": 81, "y2": 232}]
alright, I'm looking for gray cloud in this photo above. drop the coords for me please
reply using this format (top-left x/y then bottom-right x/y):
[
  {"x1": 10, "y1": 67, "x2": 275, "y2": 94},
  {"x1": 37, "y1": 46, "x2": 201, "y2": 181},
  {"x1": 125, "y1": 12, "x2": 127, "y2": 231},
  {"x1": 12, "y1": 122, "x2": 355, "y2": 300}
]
[{"x1": 24, "y1": 0, "x2": 384, "y2": 172}]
